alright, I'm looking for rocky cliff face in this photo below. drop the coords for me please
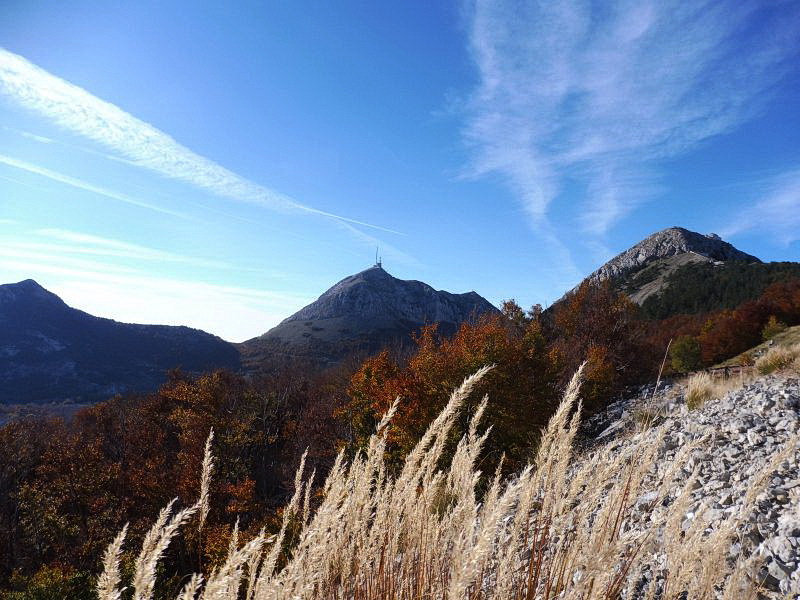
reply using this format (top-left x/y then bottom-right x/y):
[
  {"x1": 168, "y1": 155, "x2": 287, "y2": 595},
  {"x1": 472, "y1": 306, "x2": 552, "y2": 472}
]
[
  {"x1": 586, "y1": 227, "x2": 760, "y2": 285},
  {"x1": 284, "y1": 265, "x2": 493, "y2": 325},
  {"x1": 240, "y1": 265, "x2": 498, "y2": 372},
  {"x1": 565, "y1": 227, "x2": 763, "y2": 307},
  {"x1": 0, "y1": 279, "x2": 240, "y2": 403}
]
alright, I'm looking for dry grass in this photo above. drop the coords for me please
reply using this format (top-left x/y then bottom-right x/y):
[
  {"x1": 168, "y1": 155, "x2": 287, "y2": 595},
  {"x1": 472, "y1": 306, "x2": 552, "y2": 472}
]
[
  {"x1": 684, "y1": 370, "x2": 750, "y2": 410},
  {"x1": 716, "y1": 324, "x2": 800, "y2": 368},
  {"x1": 631, "y1": 405, "x2": 667, "y2": 430},
  {"x1": 755, "y1": 343, "x2": 800, "y2": 375},
  {"x1": 97, "y1": 365, "x2": 794, "y2": 600},
  {"x1": 685, "y1": 372, "x2": 714, "y2": 410}
]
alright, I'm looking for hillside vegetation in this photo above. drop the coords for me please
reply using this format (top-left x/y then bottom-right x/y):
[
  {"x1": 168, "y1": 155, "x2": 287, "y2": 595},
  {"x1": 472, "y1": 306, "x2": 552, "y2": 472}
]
[
  {"x1": 716, "y1": 325, "x2": 800, "y2": 368},
  {"x1": 96, "y1": 365, "x2": 800, "y2": 599},
  {"x1": 2, "y1": 273, "x2": 800, "y2": 597},
  {"x1": 640, "y1": 261, "x2": 800, "y2": 319}
]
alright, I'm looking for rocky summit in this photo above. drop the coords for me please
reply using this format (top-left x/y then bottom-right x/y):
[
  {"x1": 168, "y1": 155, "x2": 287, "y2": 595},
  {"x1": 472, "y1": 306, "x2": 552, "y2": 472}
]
[
  {"x1": 584, "y1": 374, "x2": 800, "y2": 597},
  {"x1": 240, "y1": 264, "x2": 498, "y2": 372},
  {"x1": 0, "y1": 279, "x2": 240, "y2": 404},
  {"x1": 575, "y1": 227, "x2": 763, "y2": 306},
  {"x1": 586, "y1": 227, "x2": 760, "y2": 284}
]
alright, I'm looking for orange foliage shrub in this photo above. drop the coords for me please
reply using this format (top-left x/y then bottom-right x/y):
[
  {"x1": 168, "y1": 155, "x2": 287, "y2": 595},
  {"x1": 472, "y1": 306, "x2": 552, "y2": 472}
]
[
  {"x1": 340, "y1": 311, "x2": 559, "y2": 472},
  {"x1": 0, "y1": 368, "x2": 331, "y2": 592},
  {"x1": 548, "y1": 280, "x2": 651, "y2": 411}
]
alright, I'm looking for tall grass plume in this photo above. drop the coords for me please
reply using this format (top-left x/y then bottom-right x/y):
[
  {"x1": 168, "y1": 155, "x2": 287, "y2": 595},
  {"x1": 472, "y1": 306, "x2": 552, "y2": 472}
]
[
  {"x1": 97, "y1": 366, "x2": 792, "y2": 599},
  {"x1": 755, "y1": 343, "x2": 800, "y2": 375}
]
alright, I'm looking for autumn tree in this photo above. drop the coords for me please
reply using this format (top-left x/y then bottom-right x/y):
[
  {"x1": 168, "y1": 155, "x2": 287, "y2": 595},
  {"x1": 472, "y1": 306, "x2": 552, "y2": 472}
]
[
  {"x1": 341, "y1": 310, "x2": 559, "y2": 473},
  {"x1": 698, "y1": 303, "x2": 765, "y2": 365},
  {"x1": 0, "y1": 368, "x2": 325, "y2": 595},
  {"x1": 547, "y1": 280, "x2": 650, "y2": 411},
  {"x1": 0, "y1": 418, "x2": 61, "y2": 581},
  {"x1": 762, "y1": 315, "x2": 788, "y2": 340}
]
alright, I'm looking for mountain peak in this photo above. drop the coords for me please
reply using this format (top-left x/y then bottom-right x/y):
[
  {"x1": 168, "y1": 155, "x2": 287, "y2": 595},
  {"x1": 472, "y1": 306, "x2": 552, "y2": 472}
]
[
  {"x1": 0, "y1": 279, "x2": 65, "y2": 307},
  {"x1": 586, "y1": 226, "x2": 760, "y2": 285},
  {"x1": 648, "y1": 227, "x2": 739, "y2": 250},
  {"x1": 282, "y1": 266, "x2": 494, "y2": 325},
  {"x1": 16, "y1": 278, "x2": 43, "y2": 287},
  {"x1": 7, "y1": 278, "x2": 47, "y2": 292},
  {"x1": 241, "y1": 267, "x2": 498, "y2": 371},
  {"x1": 352, "y1": 263, "x2": 392, "y2": 277}
]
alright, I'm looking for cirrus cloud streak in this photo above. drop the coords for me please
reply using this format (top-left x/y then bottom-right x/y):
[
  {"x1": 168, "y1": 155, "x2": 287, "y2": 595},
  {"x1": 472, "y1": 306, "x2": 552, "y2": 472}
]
[
  {"x1": 463, "y1": 0, "x2": 800, "y2": 235},
  {"x1": 0, "y1": 48, "x2": 401, "y2": 235}
]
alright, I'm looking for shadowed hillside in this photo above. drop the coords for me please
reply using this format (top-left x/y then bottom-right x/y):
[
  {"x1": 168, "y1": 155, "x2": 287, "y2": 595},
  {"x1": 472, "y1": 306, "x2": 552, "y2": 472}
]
[{"x1": 0, "y1": 279, "x2": 240, "y2": 403}]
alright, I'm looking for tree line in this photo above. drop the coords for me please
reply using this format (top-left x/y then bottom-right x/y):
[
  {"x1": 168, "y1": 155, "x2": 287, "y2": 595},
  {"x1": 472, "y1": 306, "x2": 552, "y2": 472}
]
[{"x1": 1, "y1": 276, "x2": 800, "y2": 597}]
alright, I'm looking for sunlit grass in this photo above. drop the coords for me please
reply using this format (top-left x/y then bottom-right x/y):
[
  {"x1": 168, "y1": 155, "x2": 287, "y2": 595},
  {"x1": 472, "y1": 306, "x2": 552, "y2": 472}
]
[
  {"x1": 98, "y1": 365, "x2": 794, "y2": 600},
  {"x1": 755, "y1": 343, "x2": 800, "y2": 375}
]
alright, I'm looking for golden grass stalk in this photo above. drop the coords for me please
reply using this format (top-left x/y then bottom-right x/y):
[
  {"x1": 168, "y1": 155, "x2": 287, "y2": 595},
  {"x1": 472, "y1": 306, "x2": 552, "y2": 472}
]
[
  {"x1": 133, "y1": 501, "x2": 198, "y2": 600},
  {"x1": 199, "y1": 428, "x2": 215, "y2": 532},
  {"x1": 97, "y1": 364, "x2": 794, "y2": 600},
  {"x1": 755, "y1": 343, "x2": 800, "y2": 375},
  {"x1": 686, "y1": 371, "x2": 714, "y2": 409},
  {"x1": 177, "y1": 574, "x2": 202, "y2": 600},
  {"x1": 96, "y1": 523, "x2": 128, "y2": 600}
]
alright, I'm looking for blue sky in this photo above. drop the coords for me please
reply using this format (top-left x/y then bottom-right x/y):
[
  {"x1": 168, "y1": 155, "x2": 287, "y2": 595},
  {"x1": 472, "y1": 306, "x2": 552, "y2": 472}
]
[{"x1": 1, "y1": 1, "x2": 799, "y2": 342}]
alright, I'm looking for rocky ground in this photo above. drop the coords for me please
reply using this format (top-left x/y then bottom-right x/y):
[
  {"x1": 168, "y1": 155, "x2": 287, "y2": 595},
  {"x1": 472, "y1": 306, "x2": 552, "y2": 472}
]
[
  {"x1": 582, "y1": 226, "x2": 759, "y2": 285},
  {"x1": 582, "y1": 374, "x2": 800, "y2": 598}
]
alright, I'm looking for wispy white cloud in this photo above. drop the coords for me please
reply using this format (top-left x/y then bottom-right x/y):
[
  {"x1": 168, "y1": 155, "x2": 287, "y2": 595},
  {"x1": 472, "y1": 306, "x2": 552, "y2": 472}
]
[
  {"x1": 18, "y1": 129, "x2": 53, "y2": 144},
  {"x1": 0, "y1": 218, "x2": 17, "y2": 225},
  {"x1": 720, "y1": 168, "x2": 800, "y2": 245},
  {"x1": 0, "y1": 170, "x2": 49, "y2": 190},
  {"x1": 333, "y1": 220, "x2": 421, "y2": 269},
  {"x1": 464, "y1": 0, "x2": 800, "y2": 235},
  {"x1": 0, "y1": 254, "x2": 311, "y2": 342},
  {"x1": 2, "y1": 123, "x2": 164, "y2": 169},
  {"x1": 31, "y1": 228, "x2": 270, "y2": 273},
  {"x1": 0, "y1": 48, "x2": 402, "y2": 235},
  {"x1": 1, "y1": 228, "x2": 302, "y2": 341},
  {"x1": 1, "y1": 124, "x2": 53, "y2": 144},
  {"x1": 1, "y1": 246, "x2": 142, "y2": 275},
  {"x1": 0, "y1": 153, "x2": 190, "y2": 219}
]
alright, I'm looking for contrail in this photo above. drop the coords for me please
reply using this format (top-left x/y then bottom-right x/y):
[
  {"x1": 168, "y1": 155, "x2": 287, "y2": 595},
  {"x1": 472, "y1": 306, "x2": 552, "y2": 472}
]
[
  {"x1": 0, "y1": 154, "x2": 191, "y2": 219},
  {"x1": 0, "y1": 48, "x2": 402, "y2": 235}
]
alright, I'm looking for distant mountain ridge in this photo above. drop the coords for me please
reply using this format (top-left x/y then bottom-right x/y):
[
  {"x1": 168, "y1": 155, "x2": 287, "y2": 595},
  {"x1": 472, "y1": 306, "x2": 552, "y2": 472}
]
[
  {"x1": 240, "y1": 265, "x2": 498, "y2": 371},
  {"x1": 0, "y1": 269, "x2": 498, "y2": 403},
  {"x1": 0, "y1": 279, "x2": 240, "y2": 404},
  {"x1": 578, "y1": 227, "x2": 763, "y2": 306},
  {"x1": 284, "y1": 265, "x2": 493, "y2": 324},
  {"x1": 587, "y1": 227, "x2": 760, "y2": 285},
  {"x1": 4, "y1": 227, "x2": 793, "y2": 404}
]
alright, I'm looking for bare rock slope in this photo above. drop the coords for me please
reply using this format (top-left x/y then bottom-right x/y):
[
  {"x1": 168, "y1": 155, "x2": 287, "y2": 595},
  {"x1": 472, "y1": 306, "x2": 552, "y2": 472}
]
[
  {"x1": 586, "y1": 227, "x2": 760, "y2": 284},
  {"x1": 584, "y1": 375, "x2": 800, "y2": 597},
  {"x1": 576, "y1": 227, "x2": 761, "y2": 306},
  {"x1": 240, "y1": 265, "x2": 498, "y2": 372}
]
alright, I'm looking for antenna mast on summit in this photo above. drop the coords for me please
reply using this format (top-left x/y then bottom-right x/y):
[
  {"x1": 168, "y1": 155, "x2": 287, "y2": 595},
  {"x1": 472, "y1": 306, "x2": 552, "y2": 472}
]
[{"x1": 375, "y1": 246, "x2": 382, "y2": 268}]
